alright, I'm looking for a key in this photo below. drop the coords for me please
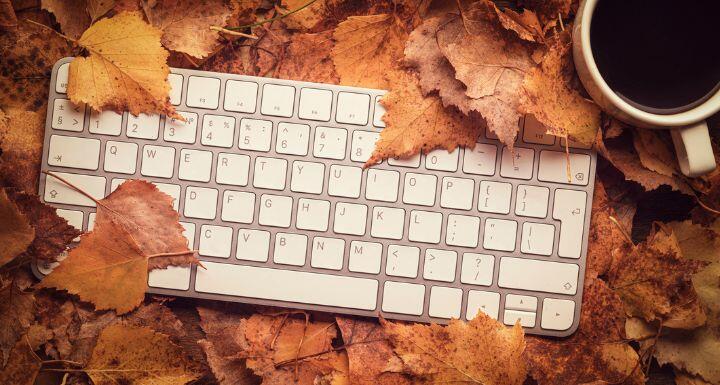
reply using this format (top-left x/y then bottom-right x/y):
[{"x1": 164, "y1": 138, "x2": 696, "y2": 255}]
[
  {"x1": 113, "y1": 179, "x2": 180, "y2": 210},
  {"x1": 253, "y1": 157, "x2": 288, "y2": 190},
  {"x1": 199, "y1": 225, "x2": 233, "y2": 258},
  {"x1": 299, "y1": 88, "x2": 332, "y2": 121},
  {"x1": 148, "y1": 222, "x2": 194, "y2": 290},
  {"x1": 88, "y1": 110, "x2": 122, "y2": 135},
  {"x1": 48, "y1": 135, "x2": 100, "y2": 170},
  {"x1": 236, "y1": 229, "x2": 270, "y2": 262},
  {"x1": 382, "y1": 281, "x2": 425, "y2": 315},
  {"x1": 348, "y1": 241, "x2": 382, "y2": 274},
  {"x1": 423, "y1": 249, "x2": 457, "y2": 282},
  {"x1": 428, "y1": 286, "x2": 462, "y2": 319},
  {"x1": 477, "y1": 181, "x2": 512, "y2": 214},
  {"x1": 440, "y1": 177, "x2": 474, "y2": 210},
  {"x1": 541, "y1": 298, "x2": 575, "y2": 331},
  {"x1": 552, "y1": 189, "x2": 587, "y2": 258},
  {"x1": 238, "y1": 118, "x2": 272, "y2": 152},
  {"x1": 104, "y1": 141, "x2": 138, "y2": 174},
  {"x1": 538, "y1": 151, "x2": 592, "y2": 186},
  {"x1": 290, "y1": 161, "x2": 324, "y2": 194},
  {"x1": 311, "y1": 237, "x2": 345, "y2": 270},
  {"x1": 224, "y1": 80, "x2": 258, "y2": 113},
  {"x1": 44, "y1": 172, "x2": 106, "y2": 207},
  {"x1": 313, "y1": 126, "x2": 347, "y2": 160},
  {"x1": 370, "y1": 206, "x2": 405, "y2": 240},
  {"x1": 520, "y1": 222, "x2": 555, "y2": 256},
  {"x1": 258, "y1": 194, "x2": 293, "y2": 227},
  {"x1": 460, "y1": 253, "x2": 494, "y2": 286},
  {"x1": 365, "y1": 169, "x2": 399, "y2": 202},
  {"x1": 168, "y1": 73, "x2": 183, "y2": 106},
  {"x1": 498, "y1": 257, "x2": 579, "y2": 295},
  {"x1": 296, "y1": 198, "x2": 331, "y2": 231},
  {"x1": 386, "y1": 245, "x2": 420, "y2": 278},
  {"x1": 261, "y1": 83, "x2": 295, "y2": 117},
  {"x1": 522, "y1": 115, "x2": 555, "y2": 145},
  {"x1": 273, "y1": 233, "x2": 307, "y2": 266},
  {"x1": 515, "y1": 185, "x2": 550, "y2": 218},
  {"x1": 201, "y1": 114, "x2": 235, "y2": 148},
  {"x1": 466, "y1": 290, "x2": 500, "y2": 320},
  {"x1": 127, "y1": 113, "x2": 160, "y2": 139},
  {"x1": 184, "y1": 186, "x2": 218, "y2": 219},
  {"x1": 408, "y1": 210, "x2": 442, "y2": 244},
  {"x1": 87, "y1": 213, "x2": 96, "y2": 231},
  {"x1": 500, "y1": 146, "x2": 534, "y2": 180},
  {"x1": 403, "y1": 173, "x2": 437, "y2": 206},
  {"x1": 446, "y1": 214, "x2": 480, "y2": 248},
  {"x1": 221, "y1": 190, "x2": 255, "y2": 224},
  {"x1": 483, "y1": 218, "x2": 517, "y2": 251},
  {"x1": 350, "y1": 130, "x2": 379, "y2": 163},
  {"x1": 276, "y1": 122, "x2": 310, "y2": 155},
  {"x1": 216, "y1": 153, "x2": 250, "y2": 186},
  {"x1": 504, "y1": 310, "x2": 536, "y2": 327},
  {"x1": 373, "y1": 95, "x2": 386, "y2": 127},
  {"x1": 52, "y1": 99, "x2": 85, "y2": 132},
  {"x1": 463, "y1": 143, "x2": 498, "y2": 176},
  {"x1": 186, "y1": 76, "x2": 221, "y2": 109},
  {"x1": 388, "y1": 153, "x2": 421, "y2": 168},
  {"x1": 336, "y1": 92, "x2": 370, "y2": 125},
  {"x1": 328, "y1": 165, "x2": 362, "y2": 198},
  {"x1": 334, "y1": 202, "x2": 367, "y2": 235},
  {"x1": 425, "y1": 148, "x2": 459, "y2": 172},
  {"x1": 164, "y1": 111, "x2": 198, "y2": 144},
  {"x1": 179, "y1": 149, "x2": 213, "y2": 182},
  {"x1": 505, "y1": 294, "x2": 538, "y2": 311},
  {"x1": 56, "y1": 63, "x2": 69, "y2": 93}
]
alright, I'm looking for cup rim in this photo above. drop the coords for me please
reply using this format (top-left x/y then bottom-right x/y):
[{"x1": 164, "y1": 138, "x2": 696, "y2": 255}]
[{"x1": 579, "y1": 0, "x2": 720, "y2": 127}]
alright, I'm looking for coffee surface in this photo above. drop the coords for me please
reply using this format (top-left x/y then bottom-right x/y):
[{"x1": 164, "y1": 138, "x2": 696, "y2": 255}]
[{"x1": 590, "y1": 0, "x2": 720, "y2": 114}]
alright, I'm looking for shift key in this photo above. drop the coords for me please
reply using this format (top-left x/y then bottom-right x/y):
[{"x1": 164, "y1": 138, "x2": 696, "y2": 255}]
[{"x1": 44, "y1": 172, "x2": 106, "y2": 207}]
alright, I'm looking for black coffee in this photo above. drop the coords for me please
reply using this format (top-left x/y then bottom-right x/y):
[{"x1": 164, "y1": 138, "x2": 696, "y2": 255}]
[{"x1": 590, "y1": 0, "x2": 720, "y2": 114}]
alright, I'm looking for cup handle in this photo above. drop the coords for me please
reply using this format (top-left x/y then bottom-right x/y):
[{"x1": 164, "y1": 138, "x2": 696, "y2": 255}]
[{"x1": 670, "y1": 121, "x2": 716, "y2": 177}]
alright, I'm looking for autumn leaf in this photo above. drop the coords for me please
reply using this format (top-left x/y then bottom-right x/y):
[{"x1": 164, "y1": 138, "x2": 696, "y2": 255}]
[
  {"x1": 632, "y1": 129, "x2": 679, "y2": 178},
  {"x1": 85, "y1": 323, "x2": 199, "y2": 385},
  {"x1": 383, "y1": 313, "x2": 527, "y2": 385},
  {"x1": 42, "y1": 0, "x2": 92, "y2": 39},
  {"x1": 277, "y1": 31, "x2": 339, "y2": 84},
  {"x1": 0, "y1": 337, "x2": 41, "y2": 385},
  {"x1": 519, "y1": 0, "x2": 573, "y2": 27},
  {"x1": 669, "y1": 220, "x2": 720, "y2": 263},
  {"x1": 87, "y1": 0, "x2": 116, "y2": 21},
  {"x1": 0, "y1": 0, "x2": 16, "y2": 29},
  {"x1": 280, "y1": 0, "x2": 327, "y2": 31},
  {"x1": 494, "y1": 6, "x2": 544, "y2": 43},
  {"x1": 0, "y1": 281, "x2": 35, "y2": 366},
  {"x1": 197, "y1": 306, "x2": 257, "y2": 385},
  {"x1": 0, "y1": 108, "x2": 44, "y2": 193},
  {"x1": 366, "y1": 71, "x2": 482, "y2": 166},
  {"x1": 0, "y1": 189, "x2": 35, "y2": 267},
  {"x1": 68, "y1": 11, "x2": 176, "y2": 117},
  {"x1": 585, "y1": 180, "x2": 631, "y2": 278}
]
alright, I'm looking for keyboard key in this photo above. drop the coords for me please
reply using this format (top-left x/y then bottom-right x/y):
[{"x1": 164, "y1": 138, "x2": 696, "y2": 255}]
[
  {"x1": 52, "y1": 99, "x2": 85, "y2": 132},
  {"x1": 55, "y1": 209, "x2": 83, "y2": 233},
  {"x1": 168, "y1": 73, "x2": 183, "y2": 106},
  {"x1": 56, "y1": 63, "x2": 69, "y2": 93},
  {"x1": 239, "y1": 118, "x2": 272, "y2": 152},
  {"x1": 186, "y1": 76, "x2": 221, "y2": 109},
  {"x1": 522, "y1": 115, "x2": 555, "y2": 145},
  {"x1": 520, "y1": 222, "x2": 555, "y2": 256},
  {"x1": 423, "y1": 249, "x2": 457, "y2": 282},
  {"x1": 350, "y1": 130, "x2": 379, "y2": 163},
  {"x1": 425, "y1": 148, "x2": 459, "y2": 172},
  {"x1": 290, "y1": 161, "x2": 324, "y2": 194},
  {"x1": 538, "y1": 151, "x2": 592, "y2": 186},
  {"x1": 148, "y1": 265, "x2": 191, "y2": 290},
  {"x1": 541, "y1": 298, "x2": 575, "y2": 331},
  {"x1": 141, "y1": 145, "x2": 175, "y2": 178},
  {"x1": 276, "y1": 122, "x2": 310, "y2": 155},
  {"x1": 179, "y1": 149, "x2": 213, "y2": 182},
  {"x1": 552, "y1": 189, "x2": 587, "y2": 258},
  {"x1": 500, "y1": 147, "x2": 534, "y2": 180},
  {"x1": 440, "y1": 177, "x2": 474, "y2": 210},
  {"x1": 403, "y1": 173, "x2": 437, "y2": 206},
  {"x1": 498, "y1": 257, "x2": 579, "y2": 295},
  {"x1": 477, "y1": 181, "x2": 511, "y2": 214},
  {"x1": 127, "y1": 113, "x2": 160, "y2": 139},
  {"x1": 253, "y1": 157, "x2": 287, "y2": 190},
  {"x1": 408, "y1": 210, "x2": 442, "y2": 244},
  {"x1": 104, "y1": 141, "x2": 138, "y2": 174},
  {"x1": 216, "y1": 153, "x2": 250, "y2": 186},
  {"x1": 164, "y1": 111, "x2": 198, "y2": 143},
  {"x1": 334, "y1": 202, "x2": 367, "y2": 235},
  {"x1": 373, "y1": 95, "x2": 386, "y2": 127},
  {"x1": 44, "y1": 172, "x2": 106, "y2": 207},
  {"x1": 221, "y1": 190, "x2": 255, "y2": 224},
  {"x1": 199, "y1": 225, "x2": 233, "y2": 258},
  {"x1": 195, "y1": 262, "x2": 378, "y2": 310},
  {"x1": 184, "y1": 186, "x2": 218, "y2": 219},
  {"x1": 504, "y1": 310, "x2": 536, "y2": 327},
  {"x1": 371, "y1": 206, "x2": 405, "y2": 240},
  {"x1": 428, "y1": 286, "x2": 462, "y2": 319},
  {"x1": 466, "y1": 290, "x2": 500, "y2": 320},
  {"x1": 311, "y1": 237, "x2": 344, "y2": 270},
  {"x1": 506, "y1": 294, "x2": 537, "y2": 311},
  {"x1": 88, "y1": 212, "x2": 96, "y2": 231},
  {"x1": 446, "y1": 214, "x2": 480, "y2": 248},
  {"x1": 116, "y1": 181, "x2": 180, "y2": 210},
  {"x1": 328, "y1": 165, "x2": 362, "y2": 198},
  {"x1": 299, "y1": 88, "x2": 332, "y2": 121},
  {"x1": 48, "y1": 135, "x2": 100, "y2": 170},
  {"x1": 224, "y1": 80, "x2": 258, "y2": 113},
  {"x1": 273, "y1": 233, "x2": 307, "y2": 266},
  {"x1": 515, "y1": 185, "x2": 549, "y2": 218},
  {"x1": 365, "y1": 169, "x2": 399, "y2": 202},
  {"x1": 463, "y1": 143, "x2": 498, "y2": 175},
  {"x1": 348, "y1": 241, "x2": 382, "y2": 274},
  {"x1": 382, "y1": 281, "x2": 424, "y2": 315},
  {"x1": 388, "y1": 153, "x2": 420, "y2": 168},
  {"x1": 386, "y1": 245, "x2": 419, "y2": 278},
  {"x1": 236, "y1": 229, "x2": 270, "y2": 262},
  {"x1": 259, "y1": 194, "x2": 292, "y2": 227},
  {"x1": 483, "y1": 218, "x2": 517, "y2": 251},
  {"x1": 313, "y1": 126, "x2": 347, "y2": 160},
  {"x1": 561, "y1": 137, "x2": 593, "y2": 149},
  {"x1": 89, "y1": 110, "x2": 122, "y2": 135},
  {"x1": 296, "y1": 198, "x2": 330, "y2": 231},
  {"x1": 460, "y1": 253, "x2": 494, "y2": 286},
  {"x1": 201, "y1": 114, "x2": 235, "y2": 148},
  {"x1": 261, "y1": 83, "x2": 295, "y2": 117},
  {"x1": 336, "y1": 92, "x2": 370, "y2": 125}
]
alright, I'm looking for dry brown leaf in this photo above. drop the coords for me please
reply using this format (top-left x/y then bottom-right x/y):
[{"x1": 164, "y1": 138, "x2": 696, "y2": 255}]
[
  {"x1": 366, "y1": 71, "x2": 482, "y2": 166},
  {"x1": 632, "y1": 128, "x2": 679, "y2": 177},
  {"x1": 495, "y1": 7, "x2": 544, "y2": 42},
  {"x1": 42, "y1": 0, "x2": 91, "y2": 39},
  {"x1": 0, "y1": 282, "x2": 35, "y2": 367},
  {"x1": 0, "y1": 189, "x2": 34, "y2": 267},
  {"x1": 197, "y1": 306, "x2": 257, "y2": 385},
  {"x1": 675, "y1": 372, "x2": 714, "y2": 385},
  {"x1": 277, "y1": 31, "x2": 338, "y2": 84},
  {"x1": 336, "y1": 317, "x2": 408, "y2": 385},
  {"x1": 87, "y1": 0, "x2": 115, "y2": 21},
  {"x1": 0, "y1": 108, "x2": 44, "y2": 193},
  {"x1": 383, "y1": 313, "x2": 526, "y2": 385},
  {"x1": 669, "y1": 220, "x2": 720, "y2": 263},
  {"x1": 519, "y1": 0, "x2": 573, "y2": 26},
  {"x1": 280, "y1": 0, "x2": 327, "y2": 30},
  {"x1": 85, "y1": 323, "x2": 199, "y2": 385},
  {"x1": 0, "y1": 0, "x2": 16, "y2": 29},
  {"x1": 68, "y1": 11, "x2": 176, "y2": 117},
  {"x1": 654, "y1": 325, "x2": 720, "y2": 385},
  {"x1": 585, "y1": 180, "x2": 630, "y2": 278},
  {"x1": 0, "y1": 337, "x2": 41, "y2": 385}
]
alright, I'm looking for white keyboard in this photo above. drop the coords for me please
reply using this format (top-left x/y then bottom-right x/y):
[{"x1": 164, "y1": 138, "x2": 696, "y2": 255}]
[{"x1": 36, "y1": 57, "x2": 597, "y2": 337}]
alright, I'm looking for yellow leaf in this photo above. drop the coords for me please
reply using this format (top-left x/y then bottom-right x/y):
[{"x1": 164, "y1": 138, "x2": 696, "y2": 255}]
[
  {"x1": 0, "y1": 108, "x2": 44, "y2": 193},
  {"x1": 281, "y1": 0, "x2": 327, "y2": 31},
  {"x1": 0, "y1": 188, "x2": 35, "y2": 267},
  {"x1": 68, "y1": 12, "x2": 176, "y2": 117}
]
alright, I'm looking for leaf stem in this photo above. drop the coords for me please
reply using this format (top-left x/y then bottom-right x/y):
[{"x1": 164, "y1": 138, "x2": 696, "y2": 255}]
[
  {"x1": 42, "y1": 170, "x2": 102, "y2": 207},
  {"x1": 224, "y1": 0, "x2": 319, "y2": 31},
  {"x1": 210, "y1": 26, "x2": 258, "y2": 39}
]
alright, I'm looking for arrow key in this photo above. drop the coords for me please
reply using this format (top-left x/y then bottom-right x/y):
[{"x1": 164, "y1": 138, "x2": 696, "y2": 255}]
[
  {"x1": 541, "y1": 298, "x2": 575, "y2": 331},
  {"x1": 505, "y1": 294, "x2": 538, "y2": 312},
  {"x1": 466, "y1": 290, "x2": 500, "y2": 320}
]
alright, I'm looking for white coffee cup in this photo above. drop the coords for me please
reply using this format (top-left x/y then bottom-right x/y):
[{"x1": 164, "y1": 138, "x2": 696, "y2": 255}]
[{"x1": 573, "y1": 0, "x2": 718, "y2": 177}]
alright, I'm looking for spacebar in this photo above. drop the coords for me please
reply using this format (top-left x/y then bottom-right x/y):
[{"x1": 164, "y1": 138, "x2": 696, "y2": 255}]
[{"x1": 195, "y1": 262, "x2": 379, "y2": 311}]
